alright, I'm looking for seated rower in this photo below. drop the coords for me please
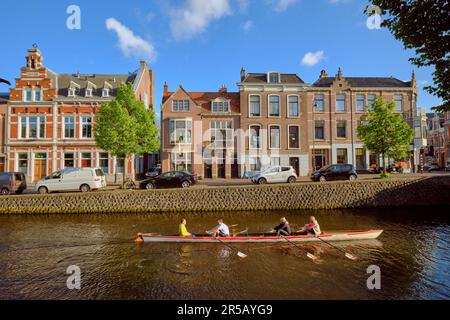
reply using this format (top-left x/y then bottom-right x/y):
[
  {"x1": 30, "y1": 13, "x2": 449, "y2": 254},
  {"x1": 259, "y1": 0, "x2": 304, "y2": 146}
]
[
  {"x1": 298, "y1": 216, "x2": 322, "y2": 236},
  {"x1": 208, "y1": 218, "x2": 230, "y2": 237},
  {"x1": 179, "y1": 218, "x2": 192, "y2": 237},
  {"x1": 273, "y1": 217, "x2": 292, "y2": 236}
]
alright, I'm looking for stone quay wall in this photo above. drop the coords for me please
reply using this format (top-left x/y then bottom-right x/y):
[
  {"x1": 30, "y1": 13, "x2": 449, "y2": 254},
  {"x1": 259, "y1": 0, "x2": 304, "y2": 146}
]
[{"x1": 0, "y1": 177, "x2": 449, "y2": 215}]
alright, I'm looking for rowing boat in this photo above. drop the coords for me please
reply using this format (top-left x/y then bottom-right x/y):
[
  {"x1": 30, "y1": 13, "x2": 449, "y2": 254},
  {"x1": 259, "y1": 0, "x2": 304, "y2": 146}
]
[{"x1": 136, "y1": 230, "x2": 383, "y2": 243}]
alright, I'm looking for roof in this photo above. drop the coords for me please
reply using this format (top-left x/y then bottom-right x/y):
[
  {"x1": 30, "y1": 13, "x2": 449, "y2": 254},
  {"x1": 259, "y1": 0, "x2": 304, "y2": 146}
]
[
  {"x1": 162, "y1": 90, "x2": 240, "y2": 114},
  {"x1": 55, "y1": 73, "x2": 137, "y2": 98},
  {"x1": 0, "y1": 92, "x2": 9, "y2": 103},
  {"x1": 313, "y1": 77, "x2": 412, "y2": 88},
  {"x1": 242, "y1": 73, "x2": 305, "y2": 84}
]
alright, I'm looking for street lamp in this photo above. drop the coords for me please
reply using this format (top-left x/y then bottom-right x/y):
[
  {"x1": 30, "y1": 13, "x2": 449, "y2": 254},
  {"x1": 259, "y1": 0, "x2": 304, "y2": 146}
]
[{"x1": 312, "y1": 101, "x2": 318, "y2": 171}]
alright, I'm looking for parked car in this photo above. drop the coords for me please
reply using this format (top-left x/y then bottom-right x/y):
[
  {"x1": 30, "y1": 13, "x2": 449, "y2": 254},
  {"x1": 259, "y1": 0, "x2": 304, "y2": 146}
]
[
  {"x1": 0, "y1": 172, "x2": 27, "y2": 195},
  {"x1": 251, "y1": 166, "x2": 297, "y2": 185},
  {"x1": 35, "y1": 168, "x2": 107, "y2": 194},
  {"x1": 311, "y1": 164, "x2": 358, "y2": 182},
  {"x1": 139, "y1": 171, "x2": 198, "y2": 190},
  {"x1": 427, "y1": 163, "x2": 442, "y2": 172},
  {"x1": 145, "y1": 165, "x2": 162, "y2": 178}
]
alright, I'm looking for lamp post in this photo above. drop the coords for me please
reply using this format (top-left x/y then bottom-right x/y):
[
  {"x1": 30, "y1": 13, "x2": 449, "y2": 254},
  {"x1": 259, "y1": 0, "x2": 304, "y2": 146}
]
[{"x1": 312, "y1": 101, "x2": 318, "y2": 171}]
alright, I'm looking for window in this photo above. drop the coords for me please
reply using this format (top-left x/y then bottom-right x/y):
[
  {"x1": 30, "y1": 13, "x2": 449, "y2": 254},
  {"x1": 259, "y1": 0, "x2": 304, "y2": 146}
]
[
  {"x1": 249, "y1": 157, "x2": 261, "y2": 171},
  {"x1": 18, "y1": 154, "x2": 28, "y2": 174},
  {"x1": 250, "y1": 95, "x2": 261, "y2": 117},
  {"x1": 116, "y1": 158, "x2": 125, "y2": 174},
  {"x1": 289, "y1": 126, "x2": 300, "y2": 149},
  {"x1": 18, "y1": 116, "x2": 45, "y2": 139},
  {"x1": 249, "y1": 125, "x2": 261, "y2": 149},
  {"x1": 81, "y1": 153, "x2": 92, "y2": 168},
  {"x1": 99, "y1": 153, "x2": 109, "y2": 174},
  {"x1": 288, "y1": 96, "x2": 299, "y2": 117},
  {"x1": 25, "y1": 89, "x2": 32, "y2": 102},
  {"x1": 64, "y1": 153, "x2": 75, "y2": 168},
  {"x1": 315, "y1": 120, "x2": 325, "y2": 140},
  {"x1": 336, "y1": 94, "x2": 346, "y2": 112},
  {"x1": 270, "y1": 157, "x2": 281, "y2": 167},
  {"x1": 212, "y1": 100, "x2": 230, "y2": 113},
  {"x1": 314, "y1": 94, "x2": 325, "y2": 112},
  {"x1": 268, "y1": 72, "x2": 280, "y2": 83},
  {"x1": 356, "y1": 95, "x2": 365, "y2": 112},
  {"x1": 102, "y1": 88, "x2": 110, "y2": 97},
  {"x1": 337, "y1": 149, "x2": 348, "y2": 164},
  {"x1": 269, "y1": 126, "x2": 281, "y2": 149},
  {"x1": 171, "y1": 153, "x2": 192, "y2": 173},
  {"x1": 211, "y1": 121, "x2": 233, "y2": 148},
  {"x1": 269, "y1": 95, "x2": 280, "y2": 117},
  {"x1": 86, "y1": 89, "x2": 93, "y2": 97},
  {"x1": 173, "y1": 100, "x2": 190, "y2": 112},
  {"x1": 68, "y1": 89, "x2": 76, "y2": 97},
  {"x1": 0, "y1": 156, "x2": 5, "y2": 172},
  {"x1": 169, "y1": 119, "x2": 192, "y2": 144},
  {"x1": 394, "y1": 95, "x2": 403, "y2": 112},
  {"x1": 356, "y1": 148, "x2": 366, "y2": 170},
  {"x1": 35, "y1": 90, "x2": 42, "y2": 101},
  {"x1": 81, "y1": 116, "x2": 93, "y2": 138},
  {"x1": 368, "y1": 94, "x2": 376, "y2": 111},
  {"x1": 64, "y1": 116, "x2": 75, "y2": 139},
  {"x1": 337, "y1": 120, "x2": 347, "y2": 138}
]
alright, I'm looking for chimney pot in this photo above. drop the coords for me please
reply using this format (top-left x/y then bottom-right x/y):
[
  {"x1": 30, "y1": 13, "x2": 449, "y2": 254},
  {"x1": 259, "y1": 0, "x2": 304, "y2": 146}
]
[
  {"x1": 240, "y1": 67, "x2": 246, "y2": 82},
  {"x1": 320, "y1": 70, "x2": 328, "y2": 79}
]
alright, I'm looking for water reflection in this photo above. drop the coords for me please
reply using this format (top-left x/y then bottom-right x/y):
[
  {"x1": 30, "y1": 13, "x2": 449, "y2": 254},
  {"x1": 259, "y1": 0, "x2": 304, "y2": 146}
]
[{"x1": 0, "y1": 208, "x2": 448, "y2": 300}]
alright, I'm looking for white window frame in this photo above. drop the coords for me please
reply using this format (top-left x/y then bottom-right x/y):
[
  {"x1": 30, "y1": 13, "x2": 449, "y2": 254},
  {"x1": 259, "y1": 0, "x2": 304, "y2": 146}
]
[
  {"x1": 211, "y1": 121, "x2": 233, "y2": 149},
  {"x1": 80, "y1": 115, "x2": 93, "y2": 139},
  {"x1": 314, "y1": 94, "x2": 325, "y2": 113},
  {"x1": 98, "y1": 152, "x2": 110, "y2": 174},
  {"x1": 34, "y1": 89, "x2": 42, "y2": 102},
  {"x1": 287, "y1": 95, "x2": 300, "y2": 118},
  {"x1": 24, "y1": 89, "x2": 32, "y2": 102},
  {"x1": 102, "y1": 88, "x2": 110, "y2": 97},
  {"x1": 267, "y1": 71, "x2": 281, "y2": 84},
  {"x1": 63, "y1": 115, "x2": 76, "y2": 139},
  {"x1": 336, "y1": 94, "x2": 346, "y2": 112},
  {"x1": 212, "y1": 99, "x2": 230, "y2": 113},
  {"x1": 393, "y1": 94, "x2": 403, "y2": 113},
  {"x1": 269, "y1": 125, "x2": 281, "y2": 150},
  {"x1": 268, "y1": 94, "x2": 281, "y2": 118},
  {"x1": 85, "y1": 88, "x2": 93, "y2": 97},
  {"x1": 356, "y1": 94, "x2": 365, "y2": 112},
  {"x1": 68, "y1": 88, "x2": 76, "y2": 97},
  {"x1": 249, "y1": 124, "x2": 262, "y2": 150},
  {"x1": 368, "y1": 94, "x2": 377, "y2": 111},
  {"x1": 173, "y1": 100, "x2": 190, "y2": 112},
  {"x1": 288, "y1": 125, "x2": 300, "y2": 150},
  {"x1": 18, "y1": 115, "x2": 46, "y2": 139},
  {"x1": 249, "y1": 94, "x2": 261, "y2": 117},
  {"x1": 337, "y1": 120, "x2": 347, "y2": 139},
  {"x1": 171, "y1": 152, "x2": 193, "y2": 172},
  {"x1": 169, "y1": 119, "x2": 193, "y2": 145}
]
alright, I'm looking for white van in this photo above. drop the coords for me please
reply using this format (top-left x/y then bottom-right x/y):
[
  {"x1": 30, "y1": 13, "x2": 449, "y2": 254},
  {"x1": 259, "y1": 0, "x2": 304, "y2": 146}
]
[{"x1": 35, "y1": 168, "x2": 107, "y2": 194}]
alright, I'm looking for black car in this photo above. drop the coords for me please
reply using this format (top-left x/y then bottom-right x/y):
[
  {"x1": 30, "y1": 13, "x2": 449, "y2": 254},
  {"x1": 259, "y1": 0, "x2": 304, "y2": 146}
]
[
  {"x1": 0, "y1": 172, "x2": 27, "y2": 195},
  {"x1": 139, "y1": 171, "x2": 198, "y2": 190},
  {"x1": 311, "y1": 164, "x2": 358, "y2": 182}
]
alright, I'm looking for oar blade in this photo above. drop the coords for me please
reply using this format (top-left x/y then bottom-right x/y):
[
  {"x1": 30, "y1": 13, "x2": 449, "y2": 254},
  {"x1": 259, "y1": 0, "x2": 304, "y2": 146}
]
[
  {"x1": 237, "y1": 252, "x2": 248, "y2": 259},
  {"x1": 345, "y1": 253, "x2": 358, "y2": 261}
]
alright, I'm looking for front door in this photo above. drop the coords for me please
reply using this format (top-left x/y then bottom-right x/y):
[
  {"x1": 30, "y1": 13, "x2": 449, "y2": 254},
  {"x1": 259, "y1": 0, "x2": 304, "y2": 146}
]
[
  {"x1": 314, "y1": 155, "x2": 325, "y2": 171},
  {"x1": 290, "y1": 158, "x2": 300, "y2": 175},
  {"x1": 33, "y1": 154, "x2": 47, "y2": 182},
  {"x1": 204, "y1": 164, "x2": 212, "y2": 179}
]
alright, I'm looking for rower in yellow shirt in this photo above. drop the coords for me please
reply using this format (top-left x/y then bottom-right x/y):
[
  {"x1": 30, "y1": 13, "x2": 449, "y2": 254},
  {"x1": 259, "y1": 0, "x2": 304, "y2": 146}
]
[{"x1": 179, "y1": 218, "x2": 192, "y2": 237}]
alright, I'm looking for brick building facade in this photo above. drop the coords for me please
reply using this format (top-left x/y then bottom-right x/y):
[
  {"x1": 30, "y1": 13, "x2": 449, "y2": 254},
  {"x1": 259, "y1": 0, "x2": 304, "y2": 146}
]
[{"x1": 5, "y1": 47, "x2": 155, "y2": 183}]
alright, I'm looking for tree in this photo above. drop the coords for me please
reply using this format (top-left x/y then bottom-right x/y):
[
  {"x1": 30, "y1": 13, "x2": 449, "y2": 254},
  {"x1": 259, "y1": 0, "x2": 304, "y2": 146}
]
[
  {"x1": 357, "y1": 98, "x2": 414, "y2": 177},
  {"x1": 95, "y1": 84, "x2": 159, "y2": 187},
  {"x1": 367, "y1": 0, "x2": 450, "y2": 111}
]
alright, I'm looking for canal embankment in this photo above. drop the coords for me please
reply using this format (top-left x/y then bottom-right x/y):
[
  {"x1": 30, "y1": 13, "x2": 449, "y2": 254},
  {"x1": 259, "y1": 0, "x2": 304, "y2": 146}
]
[{"x1": 1, "y1": 176, "x2": 449, "y2": 215}]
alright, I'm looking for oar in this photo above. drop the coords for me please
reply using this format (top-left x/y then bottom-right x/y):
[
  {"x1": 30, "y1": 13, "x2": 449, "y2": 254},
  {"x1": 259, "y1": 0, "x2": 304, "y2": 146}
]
[
  {"x1": 315, "y1": 236, "x2": 357, "y2": 261},
  {"x1": 215, "y1": 237, "x2": 248, "y2": 259},
  {"x1": 281, "y1": 236, "x2": 318, "y2": 261}
]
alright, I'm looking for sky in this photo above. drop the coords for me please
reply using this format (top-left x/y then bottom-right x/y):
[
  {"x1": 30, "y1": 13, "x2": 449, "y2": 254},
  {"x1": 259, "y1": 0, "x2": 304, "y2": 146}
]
[{"x1": 0, "y1": 0, "x2": 442, "y2": 113}]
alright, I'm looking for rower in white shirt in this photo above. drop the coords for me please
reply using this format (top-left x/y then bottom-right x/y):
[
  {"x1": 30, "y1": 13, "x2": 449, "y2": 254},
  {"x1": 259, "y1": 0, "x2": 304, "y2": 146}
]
[{"x1": 208, "y1": 218, "x2": 230, "y2": 237}]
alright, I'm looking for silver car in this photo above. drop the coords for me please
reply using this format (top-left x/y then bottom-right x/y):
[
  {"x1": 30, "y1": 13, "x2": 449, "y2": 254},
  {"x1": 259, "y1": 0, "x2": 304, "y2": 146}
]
[{"x1": 251, "y1": 166, "x2": 298, "y2": 185}]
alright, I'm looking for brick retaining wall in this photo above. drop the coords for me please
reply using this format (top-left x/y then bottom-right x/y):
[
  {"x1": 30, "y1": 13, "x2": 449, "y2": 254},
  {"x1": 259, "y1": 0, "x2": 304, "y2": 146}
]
[{"x1": 1, "y1": 177, "x2": 449, "y2": 215}]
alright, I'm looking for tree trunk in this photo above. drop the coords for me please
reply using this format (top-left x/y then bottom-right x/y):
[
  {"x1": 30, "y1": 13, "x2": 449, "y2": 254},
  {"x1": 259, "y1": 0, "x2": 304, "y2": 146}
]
[{"x1": 382, "y1": 153, "x2": 387, "y2": 175}]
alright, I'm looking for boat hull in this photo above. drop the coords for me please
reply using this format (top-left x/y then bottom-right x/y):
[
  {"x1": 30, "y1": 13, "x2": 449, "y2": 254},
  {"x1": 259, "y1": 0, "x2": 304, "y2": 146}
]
[{"x1": 139, "y1": 230, "x2": 383, "y2": 243}]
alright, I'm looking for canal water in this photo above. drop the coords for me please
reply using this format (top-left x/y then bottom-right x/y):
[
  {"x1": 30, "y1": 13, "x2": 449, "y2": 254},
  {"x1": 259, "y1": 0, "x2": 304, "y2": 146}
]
[{"x1": 0, "y1": 208, "x2": 448, "y2": 300}]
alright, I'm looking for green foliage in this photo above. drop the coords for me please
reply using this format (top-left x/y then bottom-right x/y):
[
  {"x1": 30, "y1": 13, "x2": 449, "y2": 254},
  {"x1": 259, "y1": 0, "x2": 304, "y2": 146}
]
[
  {"x1": 357, "y1": 97, "x2": 414, "y2": 176},
  {"x1": 95, "y1": 84, "x2": 160, "y2": 180},
  {"x1": 367, "y1": 0, "x2": 449, "y2": 112}
]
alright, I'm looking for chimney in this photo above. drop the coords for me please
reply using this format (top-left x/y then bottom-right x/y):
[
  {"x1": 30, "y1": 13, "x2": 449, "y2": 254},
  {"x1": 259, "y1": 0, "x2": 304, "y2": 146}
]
[
  {"x1": 337, "y1": 67, "x2": 343, "y2": 80},
  {"x1": 320, "y1": 69, "x2": 328, "y2": 79},
  {"x1": 140, "y1": 60, "x2": 148, "y2": 70},
  {"x1": 219, "y1": 84, "x2": 227, "y2": 93},
  {"x1": 240, "y1": 67, "x2": 246, "y2": 81},
  {"x1": 163, "y1": 82, "x2": 168, "y2": 95}
]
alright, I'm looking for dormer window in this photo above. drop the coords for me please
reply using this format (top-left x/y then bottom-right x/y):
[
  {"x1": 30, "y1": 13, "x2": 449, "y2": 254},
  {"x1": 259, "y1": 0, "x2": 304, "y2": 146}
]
[
  {"x1": 212, "y1": 99, "x2": 230, "y2": 113},
  {"x1": 86, "y1": 89, "x2": 93, "y2": 97},
  {"x1": 102, "y1": 88, "x2": 110, "y2": 97},
  {"x1": 268, "y1": 72, "x2": 280, "y2": 83},
  {"x1": 68, "y1": 89, "x2": 76, "y2": 97}
]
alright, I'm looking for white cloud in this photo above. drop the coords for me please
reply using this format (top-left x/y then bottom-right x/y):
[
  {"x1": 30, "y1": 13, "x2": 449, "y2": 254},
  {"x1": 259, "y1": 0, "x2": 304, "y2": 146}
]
[
  {"x1": 242, "y1": 20, "x2": 254, "y2": 33},
  {"x1": 170, "y1": 0, "x2": 232, "y2": 41},
  {"x1": 301, "y1": 51, "x2": 325, "y2": 66},
  {"x1": 269, "y1": 0, "x2": 299, "y2": 13},
  {"x1": 106, "y1": 18, "x2": 157, "y2": 61}
]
